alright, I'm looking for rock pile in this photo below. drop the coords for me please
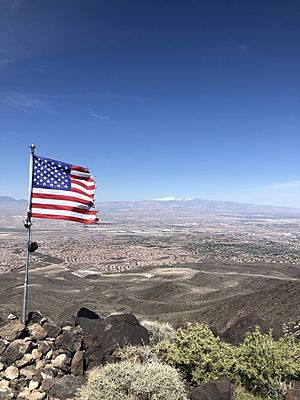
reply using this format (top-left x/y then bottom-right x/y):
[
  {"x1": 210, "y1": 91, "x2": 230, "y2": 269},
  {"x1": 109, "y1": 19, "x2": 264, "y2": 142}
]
[{"x1": 0, "y1": 309, "x2": 149, "y2": 399}]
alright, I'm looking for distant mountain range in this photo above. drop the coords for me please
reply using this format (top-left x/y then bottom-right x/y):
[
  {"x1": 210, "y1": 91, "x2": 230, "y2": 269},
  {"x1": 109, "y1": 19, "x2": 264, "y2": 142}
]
[
  {"x1": 0, "y1": 196, "x2": 27, "y2": 211},
  {"x1": 1, "y1": 195, "x2": 300, "y2": 217}
]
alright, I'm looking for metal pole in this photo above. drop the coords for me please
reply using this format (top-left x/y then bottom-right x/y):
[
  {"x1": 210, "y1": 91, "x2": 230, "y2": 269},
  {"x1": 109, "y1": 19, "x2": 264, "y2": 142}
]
[{"x1": 22, "y1": 144, "x2": 35, "y2": 324}]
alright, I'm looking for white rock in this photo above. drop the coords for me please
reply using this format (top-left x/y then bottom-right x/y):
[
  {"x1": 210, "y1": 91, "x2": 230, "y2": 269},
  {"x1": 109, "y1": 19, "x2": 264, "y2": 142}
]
[
  {"x1": 0, "y1": 363, "x2": 5, "y2": 371},
  {"x1": 19, "y1": 366, "x2": 36, "y2": 380},
  {"x1": 7, "y1": 313, "x2": 18, "y2": 320},
  {"x1": 52, "y1": 354, "x2": 67, "y2": 369},
  {"x1": 16, "y1": 353, "x2": 34, "y2": 368},
  {"x1": 35, "y1": 360, "x2": 46, "y2": 370},
  {"x1": 5, "y1": 365, "x2": 19, "y2": 380},
  {"x1": 62, "y1": 325, "x2": 73, "y2": 331},
  {"x1": 29, "y1": 380, "x2": 40, "y2": 391},
  {"x1": 17, "y1": 387, "x2": 31, "y2": 398},
  {"x1": 45, "y1": 349, "x2": 53, "y2": 360},
  {"x1": 31, "y1": 349, "x2": 42, "y2": 360},
  {"x1": 28, "y1": 391, "x2": 46, "y2": 400},
  {"x1": 0, "y1": 379, "x2": 9, "y2": 389}
]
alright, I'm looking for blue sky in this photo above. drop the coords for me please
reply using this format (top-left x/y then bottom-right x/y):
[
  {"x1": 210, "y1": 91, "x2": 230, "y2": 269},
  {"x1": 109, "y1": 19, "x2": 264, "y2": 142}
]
[{"x1": 0, "y1": 0, "x2": 299, "y2": 207}]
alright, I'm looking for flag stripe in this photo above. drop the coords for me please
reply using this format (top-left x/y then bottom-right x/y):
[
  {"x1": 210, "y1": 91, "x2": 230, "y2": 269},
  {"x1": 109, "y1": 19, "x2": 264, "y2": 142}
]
[
  {"x1": 32, "y1": 208, "x2": 97, "y2": 219},
  {"x1": 71, "y1": 187, "x2": 94, "y2": 199},
  {"x1": 31, "y1": 213, "x2": 98, "y2": 224},
  {"x1": 33, "y1": 188, "x2": 93, "y2": 203},
  {"x1": 70, "y1": 171, "x2": 91, "y2": 179},
  {"x1": 72, "y1": 165, "x2": 89, "y2": 172},
  {"x1": 71, "y1": 182, "x2": 95, "y2": 194},
  {"x1": 32, "y1": 204, "x2": 97, "y2": 215},
  {"x1": 31, "y1": 198, "x2": 93, "y2": 209},
  {"x1": 70, "y1": 178, "x2": 95, "y2": 189},
  {"x1": 32, "y1": 193, "x2": 93, "y2": 207}
]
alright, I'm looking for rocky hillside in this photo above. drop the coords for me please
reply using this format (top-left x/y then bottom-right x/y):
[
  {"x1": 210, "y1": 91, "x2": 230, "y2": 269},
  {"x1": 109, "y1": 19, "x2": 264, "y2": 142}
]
[
  {"x1": 0, "y1": 308, "x2": 299, "y2": 400},
  {"x1": 0, "y1": 309, "x2": 149, "y2": 399}
]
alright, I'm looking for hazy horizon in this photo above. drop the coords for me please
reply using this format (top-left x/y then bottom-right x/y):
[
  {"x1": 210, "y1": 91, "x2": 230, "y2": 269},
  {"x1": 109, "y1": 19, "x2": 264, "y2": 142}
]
[{"x1": 2, "y1": 193, "x2": 300, "y2": 211}]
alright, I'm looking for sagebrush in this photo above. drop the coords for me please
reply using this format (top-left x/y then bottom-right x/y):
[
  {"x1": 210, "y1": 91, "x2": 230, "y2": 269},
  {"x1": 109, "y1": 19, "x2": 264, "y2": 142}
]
[
  {"x1": 114, "y1": 344, "x2": 160, "y2": 364},
  {"x1": 76, "y1": 360, "x2": 188, "y2": 400},
  {"x1": 141, "y1": 319, "x2": 175, "y2": 344}
]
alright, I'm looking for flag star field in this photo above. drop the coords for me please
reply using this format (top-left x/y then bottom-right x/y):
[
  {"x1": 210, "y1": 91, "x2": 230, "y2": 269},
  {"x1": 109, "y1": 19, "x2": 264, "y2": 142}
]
[{"x1": 33, "y1": 157, "x2": 71, "y2": 191}]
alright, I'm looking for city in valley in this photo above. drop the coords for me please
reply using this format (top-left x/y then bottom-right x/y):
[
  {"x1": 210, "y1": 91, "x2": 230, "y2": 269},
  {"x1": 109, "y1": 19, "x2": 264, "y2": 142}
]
[
  {"x1": 1, "y1": 198, "x2": 300, "y2": 275},
  {"x1": 0, "y1": 197, "x2": 299, "y2": 329}
]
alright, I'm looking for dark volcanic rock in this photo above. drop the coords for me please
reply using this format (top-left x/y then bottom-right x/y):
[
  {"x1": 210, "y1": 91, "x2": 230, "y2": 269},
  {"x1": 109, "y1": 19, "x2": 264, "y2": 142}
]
[
  {"x1": 71, "y1": 350, "x2": 84, "y2": 375},
  {"x1": 41, "y1": 377, "x2": 57, "y2": 392},
  {"x1": 49, "y1": 375, "x2": 84, "y2": 399},
  {"x1": 37, "y1": 341, "x2": 54, "y2": 355},
  {"x1": 43, "y1": 322, "x2": 61, "y2": 338},
  {"x1": 76, "y1": 310, "x2": 105, "y2": 337},
  {"x1": 1, "y1": 339, "x2": 33, "y2": 364},
  {"x1": 82, "y1": 335, "x2": 104, "y2": 369},
  {"x1": 222, "y1": 313, "x2": 284, "y2": 345},
  {"x1": 0, "y1": 320, "x2": 25, "y2": 341},
  {"x1": 101, "y1": 314, "x2": 150, "y2": 356},
  {"x1": 55, "y1": 327, "x2": 82, "y2": 354},
  {"x1": 0, "y1": 339, "x2": 7, "y2": 356},
  {"x1": 190, "y1": 377, "x2": 233, "y2": 400},
  {"x1": 77, "y1": 307, "x2": 101, "y2": 319},
  {"x1": 78, "y1": 312, "x2": 149, "y2": 362},
  {"x1": 27, "y1": 311, "x2": 46, "y2": 325}
]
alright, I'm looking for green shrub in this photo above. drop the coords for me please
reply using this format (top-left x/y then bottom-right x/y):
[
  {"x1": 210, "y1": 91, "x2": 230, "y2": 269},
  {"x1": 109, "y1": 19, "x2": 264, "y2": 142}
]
[
  {"x1": 233, "y1": 385, "x2": 272, "y2": 400},
  {"x1": 236, "y1": 328, "x2": 300, "y2": 396},
  {"x1": 141, "y1": 319, "x2": 175, "y2": 344},
  {"x1": 158, "y1": 323, "x2": 237, "y2": 384},
  {"x1": 158, "y1": 323, "x2": 300, "y2": 399},
  {"x1": 114, "y1": 344, "x2": 160, "y2": 364},
  {"x1": 76, "y1": 360, "x2": 188, "y2": 400}
]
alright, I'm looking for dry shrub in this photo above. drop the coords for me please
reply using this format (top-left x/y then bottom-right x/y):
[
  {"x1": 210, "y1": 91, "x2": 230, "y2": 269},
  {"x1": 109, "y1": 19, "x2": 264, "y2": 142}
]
[
  {"x1": 77, "y1": 360, "x2": 188, "y2": 400},
  {"x1": 141, "y1": 319, "x2": 175, "y2": 344},
  {"x1": 115, "y1": 344, "x2": 160, "y2": 364}
]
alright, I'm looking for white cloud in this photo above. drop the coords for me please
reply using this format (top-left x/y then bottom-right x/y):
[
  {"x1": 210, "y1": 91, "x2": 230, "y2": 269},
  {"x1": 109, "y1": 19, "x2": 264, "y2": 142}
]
[
  {"x1": 87, "y1": 107, "x2": 109, "y2": 120},
  {"x1": 259, "y1": 180, "x2": 300, "y2": 190},
  {"x1": 90, "y1": 112, "x2": 109, "y2": 120}
]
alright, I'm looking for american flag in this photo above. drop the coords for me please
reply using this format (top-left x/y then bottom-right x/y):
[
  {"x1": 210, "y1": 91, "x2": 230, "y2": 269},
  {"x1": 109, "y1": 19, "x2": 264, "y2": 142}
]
[{"x1": 31, "y1": 155, "x2": 98, "y2": 224}]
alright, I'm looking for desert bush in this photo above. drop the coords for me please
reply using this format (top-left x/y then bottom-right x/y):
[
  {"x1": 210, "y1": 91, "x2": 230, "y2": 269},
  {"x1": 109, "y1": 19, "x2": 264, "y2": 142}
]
[
  {"x1": 236, "y1": 328, "x2": 300, "y2": 396},
  {"x1": 141, "y1": 319, "x2": 175, "y2": 344},
  {"x1": 233, "y1": 385, "x2": 272, "y2": 400},
  {"x1": 158, "y1": 323, "x2": 237, "y2": 384},
  {"x1": 114, "y1": 344, "x2": 160, "y2": 364},
  {"x1": 158, "y1": 323, "x2": 300, "y2": 399},
  {"x1": 76, "y1": 360, "x2": 188, "y2": 400}
]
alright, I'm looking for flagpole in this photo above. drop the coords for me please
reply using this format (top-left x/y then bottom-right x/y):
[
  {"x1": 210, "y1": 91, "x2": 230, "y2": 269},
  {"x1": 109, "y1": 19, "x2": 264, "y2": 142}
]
[{"x1": 22, "y1": 144, "x2": 35, "y2": 324}]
